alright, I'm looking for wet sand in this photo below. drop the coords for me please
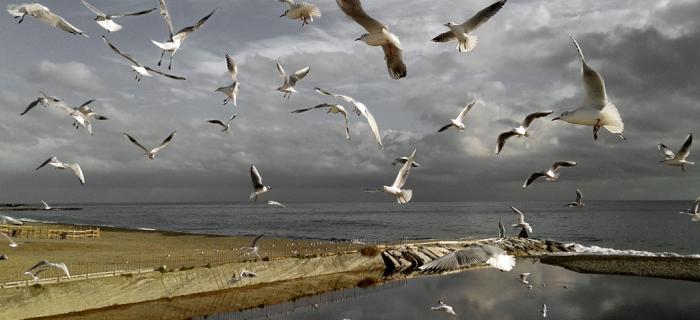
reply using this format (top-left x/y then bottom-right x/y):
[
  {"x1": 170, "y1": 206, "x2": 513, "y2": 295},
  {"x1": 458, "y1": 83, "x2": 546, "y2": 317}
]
[{"x1": 540, "y1": 254, "x2": 700, "y2": 281}]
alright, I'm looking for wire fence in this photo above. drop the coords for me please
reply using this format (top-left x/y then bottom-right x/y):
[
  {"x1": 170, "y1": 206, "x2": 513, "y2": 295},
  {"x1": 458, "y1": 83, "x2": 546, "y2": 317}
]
[{"x1": 0, "y1": 224, "x2": 100, "y2": 240}]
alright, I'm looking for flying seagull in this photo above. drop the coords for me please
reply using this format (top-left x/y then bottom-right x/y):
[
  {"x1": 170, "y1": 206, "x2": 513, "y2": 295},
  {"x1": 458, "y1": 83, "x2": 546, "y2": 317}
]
[
  {"x1": 36, "y1": 156, "x2": 85, "y2": 185},
  {"x1": 523, "y1": 161, "x2": 577, "y2": 189},
  {"x1": 0, "y1": 215, "x2": 23, "y2": 225},
  {"x1": 292, "y1": 103, "x2": 350, "y2": 140},
  {"x1": 207, "y1": 114, "x2": 237, "y2": 133},
  {"x1": 552, "y1": 36, "x2": 624, "y2": 140},
  {"x1": 437, "y1": 98, "x2": 477, "y2": 132},
  {"x1": 420, "y1": 244, "x2": 516, "y2": 272},
  {"x1": 240, "y1": 234, "x2": 264, "y2": 258},
  {"x1": 432, "y1": 0, "x2": 507, "y2": 52},
  {"x1": 564, "y1": 189, "x2": 585, "y2": 208},
  {"x1": 103, "y1": 36, "x2": 185, "y2": 81},
  {"x1": 250, "y1": 165, "x2": 271, "y2": 201},
  {"x1": 7, "y1": 3, "x2": 88, "y2": 37},
  {"x1": 25, "y1": 260, "x2": 71, "y2": 281},
  {"x1": 679, "y1": 195, "x2": 700, "y2": 222},
  {"x1": 0, "y1": 232, "x2": 18, "y2": 248},
  {"x1": 123, "y1": 131, "x2": 176, "y2": 160},
  {"x1": 275, "y1": 60, "x2": 310, "y2": 99},
  {"x1": 542, "y1": 304, "x2": 547, "y2": 318},
  {"x1": 20, "y1": 91, "x2": 61, "y2": 115},
  {"x1": 20, "y1": 96, "x2": 106, "y2": 135},
  {"x1": 315, "y1": 87, "x2": 383, "y2": 148},
  {"x1": 71, "y1": 100, "x2": 109, "y2": 134},
  {"x1": 41, "y1": 200, "x2": 51, "y2": 210},
  {"x1": 336, "y1": 0, "x2": 406, "y2": 79},
  {"x1": 215, "y1": 54, "x2": 240, "y2": 106},
  {"x1": 152, "y1": 0, "x2": 219, "y2": 69},
  {"x1": 510, "y1": 206, "x2": 533, "y2": 233},
  {"x1": 229, "y1": 269, "x2": 257, "y2": 284},
  {"x1": 496, "y1": 111, "x2": 552, "y2": 154},
  {"x1": 266, "y1": 200, "x2": 286, "y2": 208},
  {"x1": 80, "y1": 0, "x2": 156, "y2": 33},
  {"x1": 364, "y1": 149, "x2": 417, "y2": 204},
  {"x1": 659, "y1": 133, "x2": 694, "y2": 172},
  {"x1": 519, "y1": 272, "x2": 533, "y2": 289},
  {"x1": 431, "y1": 301, "x2": 456, "y2": 315},
  {"x1": 392, "y1": 157, "x2": 421, "y2": 168},
  {"x1": 279, "y1": 0, "x2": 321, "y2": 26}
]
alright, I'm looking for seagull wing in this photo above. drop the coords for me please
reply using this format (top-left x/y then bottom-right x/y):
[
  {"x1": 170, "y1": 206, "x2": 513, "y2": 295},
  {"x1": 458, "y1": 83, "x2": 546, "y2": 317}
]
[
  {"x1": 676, "y1": 134, "x2": 693, "y2": 160},
  {"x1": 33, "y1": 8, "x2": 88, "y2": 37},
  {"x1": 250, "y1": 233, "x2": 264, "y2": 247},
  {"x1": 437, "y1": 124, "x2": 455, "y2": 133},
  {"x1": 41, "y1": 200, "x2": 49, "y2": 208},
  {"x1": 571, "y1": 36, "x2": 608, "y2": 109},
  {"x1": 496, "y1": 131, "x2": 518, "y2": 154},
  {"x1": 20, "y1": 98, "x2": 42, "y2": 115},
  {"x1": 460, "y1": 0, "x2": 507, "y2": 33},
  {"x1": 68, "y1": 163, "x2": 85, "y2": 184},
  {"x1": 207, "y1": 120, "x2": 226, "y2": 128},
  {"x1": 336, "y1": 0, "x2": 386, "y2": 33},
  {"x1": 521, "y1": 111, "x2": 553, "y2": 128},
  {"x1": 523, "y1": 172, "x2": 546, "y2": 188},
  {"x1": 80, "y1": 0, "x2": 105, "y2": 17},
  {"x1": 226, "y1": 53, "x2": 238, "y2": 80},
  {"x1": 291, "y1": 103, "x2": 333, "y2": 113},
  {"x1": 123, "y1": 133, "x2": 150, "y2": 154},
  {"x1": 510, "y1": 206, "x2": 526, "y2": 224},
  {"x1": 576, "y1": 189, "x2": 583, "y2": 202},
  {"x1": 456, "y1": 98, "x2": 477, "y2": 123},
  {"x1": 420, "y1": 247, "x2": 490, "y2": 272},
  {"x1": 102, "y1": 36, "x2": 142, "y2": 66},
  {"x1": 143, "y1": 66, "x2": 186, "y2": 80},
  {"x1": 275, "y1": 60, "x2": 287, "y2": 79},
  {"x1": 551, "y1": 161, "x2": 577, "y2": 172},
  {"x1": 391, "y1": 149, "x2": 416, "y2": 189},
  {"x1": 158, "y1": 0, "x2": 174, "y2": 37},
  {"x1": 0, "y1": 232, "x2": 17, "y2": 247},
  {"x1": 50, "y1": 262, "x2": 70, "y2": 278},
  {"x1": 317, "y1": 88, "x2": 383, "y2": 148},
  {"x1": 498, "y1": 220, "x2": 505, "y2": 238},
  {"x1": 36, "y1": 156, "x2": 58, "y2": 170},
  {"x1": 381, "y1": 43, "x2": 407, "y2": 79},
  {"x1": 150, "y1": 131, "x2": 176, "y2": 154},
  {"x1": 77, "y1": 99, "x2": 95, "y2": 109},
  {"x1": 289, "y1": 67, "x2": 310, "y2": 87},
  {"x1": 250, "y1": 165, "x2": 264, "y2": 189},
  {"x1": 658, "y1": 144, "x2": 675, "y2": 159},
  {"x1": 173, "y1": 7, "x2": 218, "y2": 36},
  {"x1": 109, "y1": 7, "x2": 157, "y2": 18},
  {"x1": 341, "y1": 107, "x2": 351, "y2": 140},
  {"x1": 432, "y1": 31, "x2": 455, "y2": 43},
  {"x1": 26, "y1": 260, "x2": 50, "y2": 274}
]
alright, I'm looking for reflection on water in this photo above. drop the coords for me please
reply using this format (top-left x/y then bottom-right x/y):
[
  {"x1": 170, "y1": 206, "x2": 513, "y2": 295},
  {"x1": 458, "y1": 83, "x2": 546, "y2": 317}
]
[{"x1": 207, "y1": 261, "x2": 700, "y2": 320}]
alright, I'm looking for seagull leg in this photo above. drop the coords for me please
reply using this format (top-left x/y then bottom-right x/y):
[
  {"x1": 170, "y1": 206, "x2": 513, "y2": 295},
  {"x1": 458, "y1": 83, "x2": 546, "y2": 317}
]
[
  {"x1": 157, "y1": 50, "x2": 165, "y2": 66},
  {"x1": 593, "y1": 119, "x2": 601, "y2": 140},
  {"x1": 682, "y1": 165, "x2": 686, "y2": 172},
  {"x1": 18, "y1": 16, "x2": 25, "y2": 24},
  {"x1": 168, "y1": 54, "x2": 173, "y2": 70}
]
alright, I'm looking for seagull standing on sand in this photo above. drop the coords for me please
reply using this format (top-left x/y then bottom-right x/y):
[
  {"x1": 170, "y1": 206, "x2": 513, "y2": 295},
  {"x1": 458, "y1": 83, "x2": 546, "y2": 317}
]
[
  {"x1": 278, "y1": 0, "x2": 321, "y2": 26},
  {"x1": 275, "y1": 60, "x2": 310, "y2": 99},
  {"x1": 364, "y1": 149, "x2": 417, "y2": 204},
  {"x1": 207, "y1": 114, "x2": 237, "y2": 133},
  {"x1": 266, "y1": 200, "x2": 286, "y2": 208},
  {"x1": 336, "y1": 0, "x2": 406, "y2": 79},
  {"x1": 292, "y1": 104, "x2": 350, "y2": 140},
  {"x1": 392, "y1": 157, "x2": 421, "y2": 168},
  {"x1": 432, "y1": 0, "x2": 507, "y2": 52},
  {"x1": 659, "y1": 134, "x2": 694, "y2": 172},
  {"x1": 437, "y1": 99, "x2": 477, "y2": 133},
  {"x1": 103, "y1": 36, "x2": 185, "y2": 81},
  {"x1": 510, "y1": 206, "x2": 533, "y2": 233},
  {"x1": 1, "y1": 232, "x2": 18, "y2": 248},
  {"x1": 564, "y1": 189, "x2": 585, "y2": 208},
  {"x1": 523, "y1": 161, "x2": 577, "y2": 189},
  {"x1": 240, "y1": 234, "x2": 264, "y2": 258},
  {"x1": 36, "y1": 156, "x2": 85, "y2": 185},
  {"x1": 250, "y1": 165, "x2": 271, "y2": 201},
  {"x1": 25, "y1": 260, "x2": 70, "y2": 281},
  {"x1": 519, "y1": 272, "x2": 534, "y2": 289},
  {"x1": 153, "y1": 1, "x2": 218, "y2": 70},
  {"x1": 680, "y1": 196, "x2": 700, "y2": 222},
  {"x1": 7, "y1": 3, "x2": 88, "y2": 37},
  {"x1": 123, "y1": 131, "x2": 176, "y2": 160},
  {"x1": 552, "y1": 36, "x2": 624, "y2": 140},
  {"x1": 215, "y1": 54, "x2": 240, "y2": 106},
  {"x1": 315, "y1": 87, "x2": 383, "y2": 148},
  {"x1": 431, "y1": 301, "x2": 456, "y2": 315},
  {"x1": 41, "y1": 200, "x2": 51, "y2": 210},
  {"x1": 496, "y1": 111, "x2": 552, "y2": 154},
  {"x1": 80, "y1": 0, "x2": 156, "y2": 33},
  {"x1": 1, "y1": 215, "x2": 23, "y2": 225},
  {"x1": 420, "y1": 244, "x2": 516, "y2": 272}
]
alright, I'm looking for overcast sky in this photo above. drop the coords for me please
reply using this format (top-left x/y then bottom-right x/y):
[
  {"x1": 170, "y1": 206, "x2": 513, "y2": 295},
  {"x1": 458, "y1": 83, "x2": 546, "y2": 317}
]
[{"x1": 0, "y1": 0, "x2": 698, "y2": 203}]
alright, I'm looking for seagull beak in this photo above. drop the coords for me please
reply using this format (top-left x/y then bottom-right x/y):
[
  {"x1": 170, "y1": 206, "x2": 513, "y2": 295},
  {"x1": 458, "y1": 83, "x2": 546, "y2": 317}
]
[
  {"x1": 443, "y1": 23, "x2": 450, "y2": 27},
  {"x1": 280, "y1": 13, "x2": 286, "y2": 17},
  {"x1": 354, "y1": 37, "x2": 362, "y2": 41}
]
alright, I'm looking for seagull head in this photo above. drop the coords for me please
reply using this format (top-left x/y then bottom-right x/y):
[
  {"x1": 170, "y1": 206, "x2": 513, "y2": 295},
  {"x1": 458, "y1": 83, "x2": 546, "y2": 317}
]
[{"x1": 444, "y1": 22, "x2": 455, "y2": 27}]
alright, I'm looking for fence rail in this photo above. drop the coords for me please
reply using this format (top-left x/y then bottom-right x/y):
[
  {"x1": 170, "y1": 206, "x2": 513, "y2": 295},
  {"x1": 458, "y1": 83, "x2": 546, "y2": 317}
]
[{"x1": 0, "y1": 224, "x2": 100, "y2": 240}]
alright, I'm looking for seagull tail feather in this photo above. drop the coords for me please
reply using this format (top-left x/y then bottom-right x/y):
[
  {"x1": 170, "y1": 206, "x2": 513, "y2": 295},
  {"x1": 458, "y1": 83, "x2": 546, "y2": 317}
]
[
  {"x1": 457, "y1": 35, "x2": 478, "y2": 53},
  {"x1": 397, "y1": 189, "x2": 413, "y2": 204},
  {"x1": 601, "y1": 103, "x2": 624, "y2": 135},
  {"x1": 486, "y1": 254, "x2": 515, "y2": 271}
]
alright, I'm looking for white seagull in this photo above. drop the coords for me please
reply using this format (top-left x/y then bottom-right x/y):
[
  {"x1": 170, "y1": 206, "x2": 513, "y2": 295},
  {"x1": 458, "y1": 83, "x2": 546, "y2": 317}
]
[
  {"x1": 552, "y1": 36, "x2": 624, "y2": 140},
  {"x1": 275, "y1": 60, "x2": 310, "y2": 99},
  {"x1": 519, "y1": 272, "x2": 533, "y2": 289},
  {"x1": 292, "y1": 103, "x2": 350, "y2": 140},
  {"x1": 279, "y1": 0, "x2": 321, "y2": 26},
  {"x1": 432, "y1": 0, "x2": 507, "y2": 52},
  {"x1": 41, "y1": 200, "x2": 51, "y2": 210},
  {"x1": 103, "y1": 36, "x2": 185, "y2": 81},
  {"x1": 80, "y1": 0, "x2": 156, "y2": 33},
  {"x1": 336, "y1": 0, "x2": 406, "y2": 79},
  {"x1": 250, "y1": 165, "x2": 271, "y2": 201},
  {"x1": 36, "y1": 156, "x2": 85, "y2": 185},
  {"x1": 542, "y1": 304, "x2": 547, "y2": 318},
  {"x1": 153, "y1": 0, "x2": 219, "y2": 70},
  {"x1": 680, "y1": 195, "x2": 700, "y2": 222},
  {"x1": 420, "y1": 244, "x2": 516, "y2": 272},
  {"x1": 24, "y1": 260, "x2": 71, "y2": 281},
  {"x1": 392, "y1": 157, "x2": 421, "y2": 168},
  {"x1": 71, "y1": 100, "x2": 109, "y2": 134},
  {"x1": 659, "y1": 134, "x2": 694, "y2": 172},
  {"x1": 510, "y1": 206, "x2": 533, "y2": 233},
  {"x1": 207, "y1": 114, "x2": 237, "y2": 133},
  {"x1": 7, "y1": 3, "x2": 88, "y2": 37},
  {"x1": 229, "y1": 269, "x2": 257, "y2": 284},
  {"x1": 240, "y1": 234, "x2": 264, "y2": 258},
  {"x1": 20, "y1": 96, "x2": 107, "y2": 135},
  {"x1": 266, "y1": 200, "x2": 286, "y2": 208},
  {"x1": 0, "y1": 232, "x2": 18, "y2": 248},
  {"x1": 564, "y1": 189, "x2": 585, "y2": 208},
  {"x1": 523, "y1": 161, "x2": 577, "y2": 189},
  {"x1": 315, "y1": 87, "x2": 383, "y2": 148},
  {"x1": 123, "y1": 131, "x2": 176, "y2": 160},
  {"x1": 215, "y1": 54, "x2": 240, "y2": 106},
  {"x1": 496, "y1": 111, "x2": 552, "y2": 154},
  {"x1": 364, "y1": 149, "x2": 417, "y2": 204},
  {"x1": 431, "y1": 301, "x2": 456, "y2": 315},
  {"x1": 19, "y1": 91, "x2": 61, "y2": 115},
  {"x1": 0, "y1": 215, "x2": 23, "y2": 225},
  {"x1": 437, "y1": 98, "x2": 477, "y2": 133}
]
